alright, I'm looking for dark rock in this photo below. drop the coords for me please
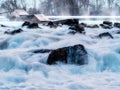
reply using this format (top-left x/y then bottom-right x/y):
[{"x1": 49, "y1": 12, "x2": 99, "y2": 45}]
[
  {"x1": 48, "y1": 48, "x2": 67, "y2": 64},
  {"x1": 47, "y1": 44, "x2": 88, "y2": 65},
  {"x1": 28, "y1": 23, "x2": 39, "y2": 28},
  {"x1": 87, "y1": 24, "x2": 99, "y2": 28},
  {"x1": 4, "y1": 28, "x2": 23, "y2": 35},
  {"x1": 93, "y1": 24, "x2": 99, "y2": 28},
  {"x1": 22, "y1": 21, "x2": 30, "y2": 27},
  {"x1": 79, "y1": 23, "x2": 87, "y2": 27},
  {"x1": 98, "y1": 32, "x2": 113, "y2": 39},
  {"x1": 52, "y1": 19, "x2": 79, "y2": 27},
  {"x1": 103, "y1": 21, "x2": 112, "y2": 26},
  {"x1": 114, "y1": 23, "x2": 120, "y2": 28},
  {"x1": 79, "y1": 23, "x2": 99, "y2": 28},
  {"x1": 22, "y1": 21, "x2": 39, "y2": 28},
  {"x1": 0, "y1": 24, "x2": 7, "y2": 27},
  {"x1": 68, "y1": 30, "x2": 76, "y2": 35},
  {"x1": 4, "y1": 31, "x2": 9, "y2": 34},
  {"x1": 33, "y1": 49, "x2": 53, "y2": 53},
  {"x1": 47, "y1": 21, "x2": 58, "y2": 28},
  {"x1": 48, "y1": 21, "x2": 54, "y2": 26},
  {"x1": 69, "y1": 25, "x2": 85, "y2": 34},
  {"x1": 62, "y1": 19, "x2": 79, "y2": 26},
  {"x1": 11, "y1": 28, "x2": 23, "y2": 35},
  {"x1": 100, "y1": 24, "x2": 113, "y2": 29}
]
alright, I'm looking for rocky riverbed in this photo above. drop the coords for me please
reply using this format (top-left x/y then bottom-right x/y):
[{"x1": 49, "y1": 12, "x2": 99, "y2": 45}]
[{"x1": 0, "y1": 19, "x2": 120, "y2": 90}]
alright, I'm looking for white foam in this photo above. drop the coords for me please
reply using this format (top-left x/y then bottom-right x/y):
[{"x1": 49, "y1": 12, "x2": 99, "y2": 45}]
[{"x1": 0, "y1": 20, "x2": 120, "y2": 90}]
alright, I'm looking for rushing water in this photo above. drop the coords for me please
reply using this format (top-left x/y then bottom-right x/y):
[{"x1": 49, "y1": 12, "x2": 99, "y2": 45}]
[{"x1": 0, "y1": 19, "x2": 120, "y2": 90}]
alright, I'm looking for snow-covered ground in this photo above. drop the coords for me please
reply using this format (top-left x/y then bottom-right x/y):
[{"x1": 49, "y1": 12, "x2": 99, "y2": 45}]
[{"x1": 0, "y1": 20, "x2": 120, "y2": 90}]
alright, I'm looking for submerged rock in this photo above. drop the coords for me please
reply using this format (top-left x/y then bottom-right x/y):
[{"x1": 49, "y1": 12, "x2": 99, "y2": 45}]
[
  {"x1": 47, "y1": 44, "x2": 88, "y2": 65},
  {"x1": 98, "y1": 32, "x2": 113, "y2": 39},
  {"x1": 4, "y1": 28, "x2": 23, "y2": 35}
]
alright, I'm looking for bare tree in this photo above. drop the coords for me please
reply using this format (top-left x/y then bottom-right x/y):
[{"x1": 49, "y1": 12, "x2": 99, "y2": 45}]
[
  {"x1": 81, "y1": 0, "x2": 90, "y2": 14},
  {"x1": 1, "y1": 0, "x2": 120, "y2": 15},
  {"x1": 40, "y1": 0, "x2": 82, "y2": 15},
  {"x1": 20, "y1": 0, "x2": 27, "y2": 10},
  {"x1": 107, "y1": 0, "x2": 115, "y2": 9},
  {"x1": 1, "y1": 0, "x2": 28, "y2": 13},
  {"x1": 1, "y1": 0, "x2": 18, "y2": 13}
]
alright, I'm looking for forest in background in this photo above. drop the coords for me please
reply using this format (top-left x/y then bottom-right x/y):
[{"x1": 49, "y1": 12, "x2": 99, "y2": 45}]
[{"x1": 0, "y1": 0, "x2": 120, "y2": 16}]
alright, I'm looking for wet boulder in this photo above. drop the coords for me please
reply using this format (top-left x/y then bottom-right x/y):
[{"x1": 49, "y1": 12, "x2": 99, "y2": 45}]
[
  {"x1": 100, "y1": 24, "x2": 113, "y2": 29},
  {"x1": 48, "y1": 21, "x2": 54, "y2": 26},
  {"x1": 98, "y1": 32, "x2": 113, "y2": 39},
  {"x1": 114, "y1": 23, "x2": 120, "y2": 28},
  {"x1": 69, "y1": 25, "x2": 85, "y2": 34},
  {"x1": 62, "y1": 19, "x2": 79, "y2": 26},
  {"x1": 68, "y1": 30, "x2": 76, "y2": 35},
  {"x1": 47, "y1": 44, "x2": 88, "y2": 65},
  {"x1": 103, "y1": 21, "x2": 112, "y2": 26},
  {"x1": 22, "y1": 21, "x2": 39, "y2": 28},
  {"x1": 4, "y1": 28, "x2": 23, "y2": 35},
  {"x1": 22, "y1": 21, "x2": 30, "y2": 27},
  {"x1": 87, "y1": 24, "x2": 99, "y2": 28},
  {"x1": 79, "y1": 23, "x2": 87, "y2": 27},
  {"x1": 0, "y1": 24, "x2": 7, "y2": 27},
  {"x1": 92, "y1": 24, "x2": 99, "y2": 28},
  {"x1": 28, "y1": 23, "x2": 39, "y2": 28},
  {"x1": 47, "y1": 21, "x2": 58, "y2": 28}
]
